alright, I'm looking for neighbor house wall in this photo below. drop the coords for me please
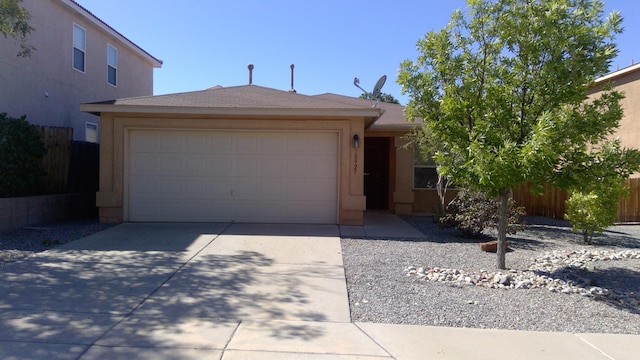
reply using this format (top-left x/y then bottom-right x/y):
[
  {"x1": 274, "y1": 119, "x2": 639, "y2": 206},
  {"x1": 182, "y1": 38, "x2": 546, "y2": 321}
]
[
  {"x1": 0, "y1": 0, "x2": 160, "y2": 141},
  {"x1": 588, "y1": 65, "x2": 640, "y2": 178},
  {"x1": 95, "y1": 113, "x2": 367, "y2": 225}
]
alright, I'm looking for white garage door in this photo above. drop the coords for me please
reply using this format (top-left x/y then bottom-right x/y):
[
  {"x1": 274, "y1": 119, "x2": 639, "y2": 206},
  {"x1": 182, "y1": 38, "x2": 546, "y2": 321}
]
[{"x1": 127, "y1": 130, "x2": 338, "y2": 223}]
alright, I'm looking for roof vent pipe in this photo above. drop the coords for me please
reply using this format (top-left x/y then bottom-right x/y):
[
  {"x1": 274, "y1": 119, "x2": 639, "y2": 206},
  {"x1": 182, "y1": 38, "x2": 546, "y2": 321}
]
[
  {"x1": 289, "y1": 64, "x2": 296, "y2": 93},
  {"x1": 248, "y1": 64, "x2": 254, "y2": 85}
]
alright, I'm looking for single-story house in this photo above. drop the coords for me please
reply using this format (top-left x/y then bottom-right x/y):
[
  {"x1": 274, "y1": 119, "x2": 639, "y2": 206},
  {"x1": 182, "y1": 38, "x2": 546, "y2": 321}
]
[{"x1": 81, "y1": 84, "x2": 442, "y2": 225}]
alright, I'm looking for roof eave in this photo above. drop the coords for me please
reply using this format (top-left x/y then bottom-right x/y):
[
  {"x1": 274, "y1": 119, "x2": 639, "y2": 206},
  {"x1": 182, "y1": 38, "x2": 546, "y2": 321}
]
[
  {"x1": 594, "y1": 63, "x2": 640, "y2": 85},
  {"x1": 80, "y1": 104, "x2": 383, "y2": 119}
]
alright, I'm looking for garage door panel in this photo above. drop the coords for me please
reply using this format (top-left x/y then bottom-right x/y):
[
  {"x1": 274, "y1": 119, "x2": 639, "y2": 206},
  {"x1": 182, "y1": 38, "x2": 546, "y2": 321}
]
[
  {"x1": 185, "y1": 133, "x2": 208, "y2": 151},
  {"x1": 130, "y1": 154, "x2": 157, "y2": 175},
  {"x1": 157, "y1": 133, "x2": 183, "y2": 152},
  {"x1": 306, "y1": 155, "x2": 338, "y2": 177},
  {"x1": 131, "y1": 132, "x2": 156, "y2": 151},
  {"x1": 157, "y1": 155, "x2": 183, "y2": 172},
  {"x1": 234, "y1": 178, "x2": 261, "y2": 199},
  {"x1": 207, "y1": 179, "x2": 233, "y2": 198},
  {"x1": 129, "y1": 130, "x2": 337, "y2": 223},
  {"x1": 261, "y1": 179, "x2": 285, "y2": 199},
  {"x1": 209, "y1": 134, "x2": 234, "y2": 153},
  {"x1": 260, "y1": 135, "x2": 284, "y2": 153},
  {"x1": 235, "y1": 156, "x2": 258, "y2": 176},
  {"x1": 184, "y1": 156, "x2": 209, "y2": 175},
  {"x1": 236, "y1": 134, "x2": 259, "y2": 153},
  {"x1": 183, "y1": 178, "x2": 209, "y2": 197},
  {"x1": 130, "y1": 176, "x2": 157, "y2": 195},
  {"x1": 207, "y1": 156, "x2": 233, "y2": 176}
]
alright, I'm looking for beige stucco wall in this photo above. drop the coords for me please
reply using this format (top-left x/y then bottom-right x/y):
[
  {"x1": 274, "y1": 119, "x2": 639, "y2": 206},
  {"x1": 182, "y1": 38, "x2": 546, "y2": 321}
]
[
  {"x1": 95, "y1": 113, "x2": 367, "y2": 225},
  {"x1": 588, "y1": 68, "x2": 640, "y2": 178},
  {"x1": 0, "y1": 0, "x2": 158, "y2": 140}
]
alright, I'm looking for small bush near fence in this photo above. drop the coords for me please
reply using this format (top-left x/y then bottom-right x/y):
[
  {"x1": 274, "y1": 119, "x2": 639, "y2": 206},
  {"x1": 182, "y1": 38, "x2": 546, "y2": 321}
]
[
  {"x1": 0, "y1": 113, "x2": 47, "y2": 197},
  {"x1": 0, "y1": 117, "x2": 99, "y2": 198}
]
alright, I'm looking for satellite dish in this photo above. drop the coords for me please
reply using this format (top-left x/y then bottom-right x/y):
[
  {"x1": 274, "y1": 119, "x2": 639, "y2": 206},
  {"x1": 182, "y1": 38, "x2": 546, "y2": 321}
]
[
  {"x1": 353, "y1": 74, "x2": 387, "y2": 107},
  {"x1": 372, "y1": 75, "x2": 387, "y2": 99}
]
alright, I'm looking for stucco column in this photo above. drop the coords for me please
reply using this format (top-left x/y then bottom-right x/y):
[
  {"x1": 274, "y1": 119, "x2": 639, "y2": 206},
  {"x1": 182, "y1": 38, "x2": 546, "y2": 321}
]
[{"x1": 392, "y1": 136, "x2": 415, "y2": 215}]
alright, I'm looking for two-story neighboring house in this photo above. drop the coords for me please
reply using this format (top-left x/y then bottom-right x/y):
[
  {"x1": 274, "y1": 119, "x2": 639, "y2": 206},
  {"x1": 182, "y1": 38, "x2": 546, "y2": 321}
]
[{"x1": 0, "y1": 0, "x2": 162, "y2": 142}]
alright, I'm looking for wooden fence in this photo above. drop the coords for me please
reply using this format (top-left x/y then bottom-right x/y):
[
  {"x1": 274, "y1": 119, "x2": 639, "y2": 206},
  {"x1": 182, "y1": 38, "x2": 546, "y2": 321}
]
[
  {"x1": 37, "y1": 126, "x2": 99, "y2": 194},
  {"x1": 617, "y1": 178, "x2": 640, "y2": 223},
  {"x1": 39, "y1": 126, "x2": 73, "y2": 193},
  {"x1": 512, "y1": 179, "x2": 640, "y2": 223},
  {"x1": 512, "y1": 183, "x2": 568, "y2": 219}
]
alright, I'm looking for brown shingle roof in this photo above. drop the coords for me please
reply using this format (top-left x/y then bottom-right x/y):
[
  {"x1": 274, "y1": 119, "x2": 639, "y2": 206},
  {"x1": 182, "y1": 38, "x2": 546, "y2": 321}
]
[
  {"x1": 82, "y1": 85, "x2": 383, "y2": 126},
  {"x1": 314, "y1": 93, "x2": 416, "y2": 131},
  {"x1": 92, "y1": 85, "x2": 369, "y2": 109}
]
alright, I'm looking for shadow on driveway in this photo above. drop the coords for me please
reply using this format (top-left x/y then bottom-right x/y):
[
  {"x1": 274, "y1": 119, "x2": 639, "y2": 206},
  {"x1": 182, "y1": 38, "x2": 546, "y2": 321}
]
[{"x1": 0, "y1": 222, "x2": 346, "y2": 357}]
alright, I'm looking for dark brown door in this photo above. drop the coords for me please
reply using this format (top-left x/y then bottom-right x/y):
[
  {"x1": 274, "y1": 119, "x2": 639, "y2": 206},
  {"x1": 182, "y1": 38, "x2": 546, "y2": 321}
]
[{"x1": 364, "y1": 137, "x2": 390, "y2": 209}]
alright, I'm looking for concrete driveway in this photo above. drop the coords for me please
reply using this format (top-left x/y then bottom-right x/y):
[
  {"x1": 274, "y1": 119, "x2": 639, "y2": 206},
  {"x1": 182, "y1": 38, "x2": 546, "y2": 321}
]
[
  {"x1": 0, "y1": 222, "x2": 386, "y2": 359},
  {"x1": 2, "y1": 220, "x2": 638, "y2": 359}
]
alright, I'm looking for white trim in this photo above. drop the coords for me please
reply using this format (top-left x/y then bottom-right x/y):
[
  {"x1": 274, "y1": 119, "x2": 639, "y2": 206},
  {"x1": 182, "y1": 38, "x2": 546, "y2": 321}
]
[
  {"x1": 72, "y1": 23, "x2": 86, "y2": 73},
  {"x1": 595, "y1": 63, "x2": 640, "y2": 84},
  {"x1": 85, "y1": 121, "x2": 98, "y2": 143}
]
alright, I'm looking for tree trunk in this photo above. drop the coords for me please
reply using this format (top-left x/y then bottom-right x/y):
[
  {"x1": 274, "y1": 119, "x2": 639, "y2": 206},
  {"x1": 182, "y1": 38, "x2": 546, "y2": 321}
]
[{"x1": 497, "y1": 188, "x2": 510, "y2": 270}]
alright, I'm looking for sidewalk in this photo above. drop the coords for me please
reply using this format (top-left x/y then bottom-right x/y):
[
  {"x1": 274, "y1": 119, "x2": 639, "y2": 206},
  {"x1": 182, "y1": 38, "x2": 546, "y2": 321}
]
[{"x1": 0, "y1": 215, "x2": 637, "y2": 359}]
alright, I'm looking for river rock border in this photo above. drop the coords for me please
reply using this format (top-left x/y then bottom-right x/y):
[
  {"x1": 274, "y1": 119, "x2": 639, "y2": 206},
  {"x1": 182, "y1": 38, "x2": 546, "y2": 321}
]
[{"x1": 405, "y1": 249, "x2": 640, "y2": 308}]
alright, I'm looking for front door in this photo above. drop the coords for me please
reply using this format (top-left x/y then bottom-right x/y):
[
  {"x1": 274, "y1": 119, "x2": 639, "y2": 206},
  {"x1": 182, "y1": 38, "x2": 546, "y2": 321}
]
[{"x1": 364, "y1": 137, "x2": 390, "y2": 210}]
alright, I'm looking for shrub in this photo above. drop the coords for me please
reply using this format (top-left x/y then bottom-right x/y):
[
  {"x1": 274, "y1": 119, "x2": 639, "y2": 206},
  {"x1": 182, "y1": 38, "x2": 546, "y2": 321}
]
[
  {"x1": 0, "y1": 113, "x2": 46, "y2": 197},
  {"x1": 439, "y1": 188, "x2": 526, "y2": 237},
  {"x1": 565, "y1": 178, "x2": 627, "y2": 244}
]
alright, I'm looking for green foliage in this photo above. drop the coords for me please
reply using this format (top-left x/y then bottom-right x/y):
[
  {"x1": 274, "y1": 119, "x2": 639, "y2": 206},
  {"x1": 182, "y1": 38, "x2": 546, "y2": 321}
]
[
  {"x1": 359, "y1": 92, "x2": 400, "y2": 104},
  {"x1": 0, "y1": 113, "x2": 46, "y2": 197},
  {"x1": 565, "y1": 188, "x2": 620, "y2": 245},
  {"x1": 397, "y1": 0, "x2": 632, "y2": 268},
  {"x1": 440, "y1": 188, "x2": 525, "y2": 237},
  {"x1": 0, "y1": 0, "x2": 34, "y2": 57},
  {"x1": 563, "y1": 141, "x2": 640, "y2": 244}
]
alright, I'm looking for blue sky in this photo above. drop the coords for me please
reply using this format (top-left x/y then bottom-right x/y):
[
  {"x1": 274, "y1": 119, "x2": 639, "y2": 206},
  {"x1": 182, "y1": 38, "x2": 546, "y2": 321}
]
[{"x1": 79, "y1": 0, "x2": 640, "y2": 104}]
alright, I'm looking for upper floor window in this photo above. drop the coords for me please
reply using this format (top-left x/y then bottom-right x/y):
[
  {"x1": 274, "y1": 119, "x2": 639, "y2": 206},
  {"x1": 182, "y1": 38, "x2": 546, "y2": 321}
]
[
  {"x1": 73, "y1": 24, "x2": 86, "y2": 72},
  {"x1": 107, "y1": 44, "x2": 117, "y2": 86}
]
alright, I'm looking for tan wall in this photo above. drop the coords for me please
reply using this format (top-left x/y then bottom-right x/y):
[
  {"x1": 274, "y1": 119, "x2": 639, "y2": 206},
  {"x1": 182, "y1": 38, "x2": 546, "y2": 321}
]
[
  {"x1": 0, "y1": 0, "x2": 157, "y2": 140},
  {"x1": 362, "y1": 131, "x2": 448, "y2": 215},
  {"x1": 97, "y1": 113, "x2": 366, "y2": 225},
  {"x1": 588, "y1": 68, "x2": 640, "y2": 177},
  {"x1": 391, "y1": 136, "x2": 415, "y2": 215}
]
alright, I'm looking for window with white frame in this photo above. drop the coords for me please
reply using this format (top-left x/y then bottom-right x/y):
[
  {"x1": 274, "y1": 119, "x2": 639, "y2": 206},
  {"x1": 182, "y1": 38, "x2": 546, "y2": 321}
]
[
  {"x1": 85, "y1": 122, "x2": 98, "y2": 143},
  {"x1": 73, "y1": 24, "x2": 86, "y2": 72},
  {"x1": 413, "y1": 150, "x2": 451, "y2": 189},
  {"x1": 107, "y1": 44, "x2": 117, "y2": 86}
]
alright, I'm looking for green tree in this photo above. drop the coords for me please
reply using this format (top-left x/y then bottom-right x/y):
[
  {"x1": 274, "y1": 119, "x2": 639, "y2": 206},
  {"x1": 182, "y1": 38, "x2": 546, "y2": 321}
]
[
  {"x1": 0, "y1": 0, "x2": 35, "y2": 57},
  {"x1": 398, "y1": 0, "x2": 639, "y2": 269},
  {"x1": 359, "y1": 92, "x2": 400, "y2": 104}
]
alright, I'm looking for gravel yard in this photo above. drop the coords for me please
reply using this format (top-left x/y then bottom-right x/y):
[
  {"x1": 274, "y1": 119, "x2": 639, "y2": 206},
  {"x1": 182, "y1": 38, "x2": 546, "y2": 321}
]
[
  {"x1": 0, "y1": 219, "x2": 115, "y2": 265},
  {"x1": 3, "y1": 216, "x2": 639, "y2": 334},
  {"x1": 342, "y1": 216, "x2": 640, "y2": 334}
]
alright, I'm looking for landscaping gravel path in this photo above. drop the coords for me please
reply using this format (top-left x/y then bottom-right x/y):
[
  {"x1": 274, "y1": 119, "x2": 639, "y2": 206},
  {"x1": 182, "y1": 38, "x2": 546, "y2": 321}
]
[
  {"x1": 342, "y1": 216, "x2": 640, "y2": 334},
  {"x1": 2, "y1": 216, "x2": 638, "y2": 334},
  {"x1": 0, "y1": 219, "x2": 115, "y2": 265}
]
